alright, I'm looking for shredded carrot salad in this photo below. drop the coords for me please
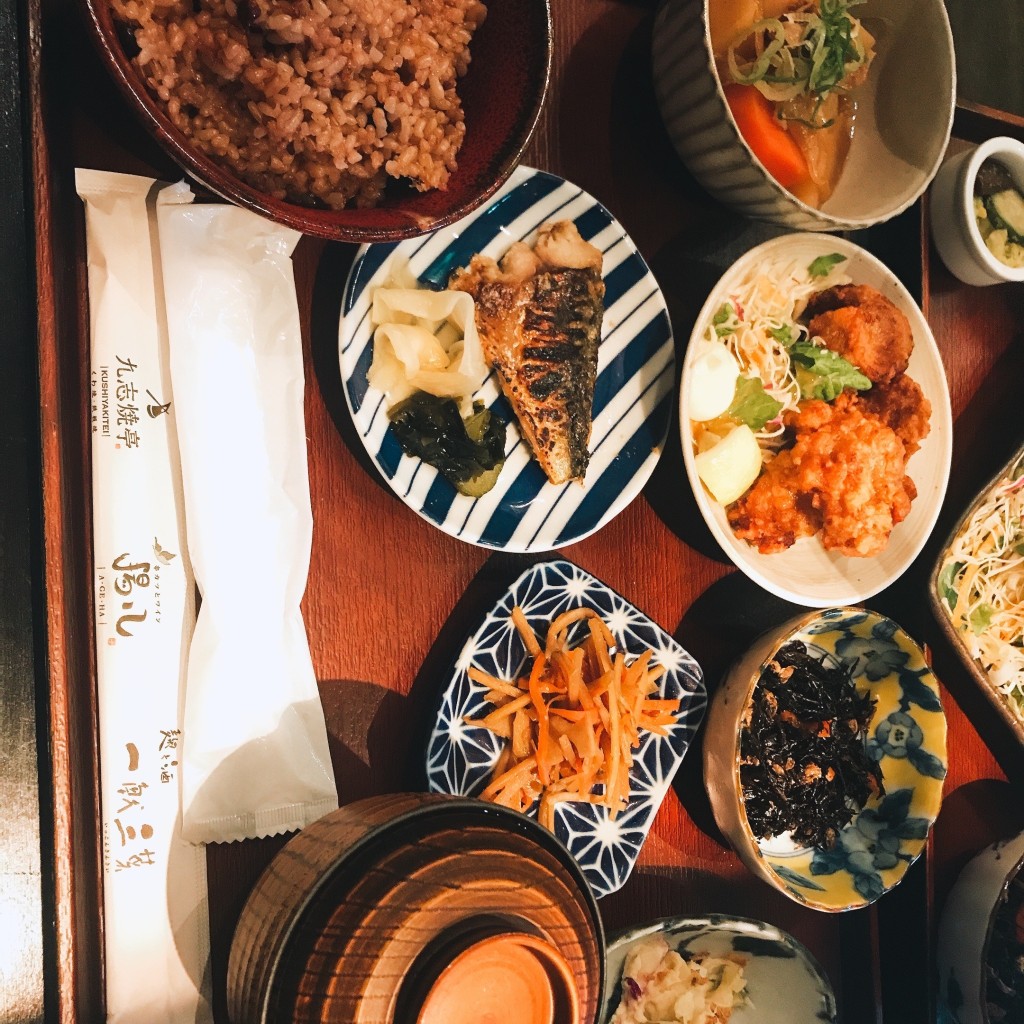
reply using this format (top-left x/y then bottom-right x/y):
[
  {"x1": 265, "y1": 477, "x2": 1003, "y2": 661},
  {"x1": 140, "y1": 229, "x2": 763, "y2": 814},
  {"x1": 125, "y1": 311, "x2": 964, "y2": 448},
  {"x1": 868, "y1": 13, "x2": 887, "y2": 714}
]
[{"x1": 465, "y1": 606, "x2": 680, "y2": 831}]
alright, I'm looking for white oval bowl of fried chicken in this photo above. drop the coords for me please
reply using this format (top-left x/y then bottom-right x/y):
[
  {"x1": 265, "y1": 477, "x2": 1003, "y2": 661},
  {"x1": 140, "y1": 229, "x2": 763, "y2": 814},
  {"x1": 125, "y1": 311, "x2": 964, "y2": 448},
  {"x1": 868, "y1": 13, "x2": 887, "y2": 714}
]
[{"x1": 681, "y1": 233, "x2": 952, "y2": 607}]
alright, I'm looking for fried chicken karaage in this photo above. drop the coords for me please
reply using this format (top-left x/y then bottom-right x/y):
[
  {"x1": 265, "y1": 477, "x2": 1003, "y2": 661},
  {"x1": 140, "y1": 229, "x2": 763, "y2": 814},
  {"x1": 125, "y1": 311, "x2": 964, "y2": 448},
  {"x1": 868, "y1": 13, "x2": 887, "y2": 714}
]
[
  {"x1": 805, "y1": 284, "x2": 914, "y2": 385},
  {"x1": 723, "y1": 280, "x2": 932, "y2": 558},
  {"x1": 728, "y1": 396, "x2": 916, "y2": 557},
  {"x1": 856, "y1": 373, "x2": 932, "y2": 457}
]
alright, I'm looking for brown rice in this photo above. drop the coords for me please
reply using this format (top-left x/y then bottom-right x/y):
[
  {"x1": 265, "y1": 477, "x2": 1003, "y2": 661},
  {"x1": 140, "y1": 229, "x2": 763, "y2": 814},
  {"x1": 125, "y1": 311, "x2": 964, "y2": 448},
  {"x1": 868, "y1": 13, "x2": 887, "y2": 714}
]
[{"x1": 111, "y1": 0, "x2": 487, "y2": 208}]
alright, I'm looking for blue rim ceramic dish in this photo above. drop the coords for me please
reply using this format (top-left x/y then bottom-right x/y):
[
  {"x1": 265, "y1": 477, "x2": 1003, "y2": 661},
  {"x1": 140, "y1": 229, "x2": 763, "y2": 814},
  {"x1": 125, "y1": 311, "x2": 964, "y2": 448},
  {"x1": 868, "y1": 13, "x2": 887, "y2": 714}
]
[
  {"x1": 338, "y1": 165, "x2": 674, "y2": 551},
  {"x1": 601, "y1": 914, "x2": 837, "y2": 1024},
  {"x1": 425, "y1": 559, "x2": 707, "y2": 897}
]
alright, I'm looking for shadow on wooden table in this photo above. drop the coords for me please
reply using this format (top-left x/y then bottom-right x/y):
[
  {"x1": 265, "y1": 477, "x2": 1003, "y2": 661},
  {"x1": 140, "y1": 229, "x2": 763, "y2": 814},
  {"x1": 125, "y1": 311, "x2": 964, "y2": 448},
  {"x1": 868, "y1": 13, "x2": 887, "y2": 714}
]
[
  {"x1": 316, "y1": 555, "x2": 535, "y2": 802},
  {"x1": 667, "y1": 575, "x2": 807, "y2": 840},
  {"x1": 305, "y1": 238, "x2": 395, "y2": 496}
]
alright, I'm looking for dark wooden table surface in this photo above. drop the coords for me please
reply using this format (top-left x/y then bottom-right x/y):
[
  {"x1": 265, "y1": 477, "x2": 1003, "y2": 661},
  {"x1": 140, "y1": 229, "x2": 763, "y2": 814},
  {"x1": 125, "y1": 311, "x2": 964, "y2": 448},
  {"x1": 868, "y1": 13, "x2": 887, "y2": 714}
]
[
  {"x1": 3, "y1": 0, "x2": 50, "y2": 1018},
  {"x1": 8, "y1": 0, "x2": 1024, "y2": 1022}
]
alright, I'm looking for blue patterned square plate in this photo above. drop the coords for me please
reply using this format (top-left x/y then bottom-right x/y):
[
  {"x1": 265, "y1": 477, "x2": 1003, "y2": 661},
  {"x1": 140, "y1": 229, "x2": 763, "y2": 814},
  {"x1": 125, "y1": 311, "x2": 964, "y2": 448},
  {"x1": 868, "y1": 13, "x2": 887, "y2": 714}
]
[
  {"x1": 425, "y1": 559, "x2": 707, "y2": 897},
  {"x1": 338, "y1": 165, "x2": 674, "y2": 552}
]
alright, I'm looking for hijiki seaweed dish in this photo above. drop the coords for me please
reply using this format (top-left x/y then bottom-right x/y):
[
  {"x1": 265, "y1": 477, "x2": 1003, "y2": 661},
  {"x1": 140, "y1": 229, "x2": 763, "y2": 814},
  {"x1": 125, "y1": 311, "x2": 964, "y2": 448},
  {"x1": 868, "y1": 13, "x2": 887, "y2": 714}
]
[
  {"x1": 741, "y1": 640, "x2": 883, "y2": 849},
  {"x1": 986, "y1": 867, "x2": 1024, "y2": 1023}
]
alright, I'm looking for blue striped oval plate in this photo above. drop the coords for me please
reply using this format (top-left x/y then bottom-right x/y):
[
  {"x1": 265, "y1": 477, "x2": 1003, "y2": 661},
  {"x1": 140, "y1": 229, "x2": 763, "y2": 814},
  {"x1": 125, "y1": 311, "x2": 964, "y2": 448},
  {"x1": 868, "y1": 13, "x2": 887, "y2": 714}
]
[{"x1": 338, "y1": 165, "x2": 674, "y2": 552}]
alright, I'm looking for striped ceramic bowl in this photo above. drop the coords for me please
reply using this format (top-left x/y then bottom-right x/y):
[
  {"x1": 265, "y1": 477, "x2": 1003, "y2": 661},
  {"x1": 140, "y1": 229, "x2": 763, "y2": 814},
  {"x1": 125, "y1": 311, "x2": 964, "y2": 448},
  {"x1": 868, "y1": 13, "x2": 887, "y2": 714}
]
[
  {"x1": 651, "y1": 0, "x2": 956, "y2": 231},
  {"x1": 338, "y1": 165, "x2": 674, "y2": 552}
]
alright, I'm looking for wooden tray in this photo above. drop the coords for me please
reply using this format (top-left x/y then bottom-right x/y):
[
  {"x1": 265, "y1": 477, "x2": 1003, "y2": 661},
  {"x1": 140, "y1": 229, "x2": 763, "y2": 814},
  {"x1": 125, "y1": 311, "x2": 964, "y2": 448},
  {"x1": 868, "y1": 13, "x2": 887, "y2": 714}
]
[{"x1": 27, "y1": 0, "x2": 1024, "y2": 1020}]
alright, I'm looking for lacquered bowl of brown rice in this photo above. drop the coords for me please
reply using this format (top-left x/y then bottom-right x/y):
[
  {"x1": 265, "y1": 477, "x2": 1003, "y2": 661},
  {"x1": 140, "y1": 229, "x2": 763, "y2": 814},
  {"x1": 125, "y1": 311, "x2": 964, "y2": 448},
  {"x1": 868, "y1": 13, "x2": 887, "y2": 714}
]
[{"x1": 86, "y1": 0, "x2": 551, "y2": 241}]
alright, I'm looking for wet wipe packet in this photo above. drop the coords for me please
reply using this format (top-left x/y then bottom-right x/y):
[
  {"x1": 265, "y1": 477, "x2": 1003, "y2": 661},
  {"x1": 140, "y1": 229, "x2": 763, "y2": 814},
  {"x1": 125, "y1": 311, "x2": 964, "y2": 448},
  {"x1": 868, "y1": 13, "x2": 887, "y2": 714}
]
[{"x1": 156, "y1": 181, "x2": 338, "y2": 844}]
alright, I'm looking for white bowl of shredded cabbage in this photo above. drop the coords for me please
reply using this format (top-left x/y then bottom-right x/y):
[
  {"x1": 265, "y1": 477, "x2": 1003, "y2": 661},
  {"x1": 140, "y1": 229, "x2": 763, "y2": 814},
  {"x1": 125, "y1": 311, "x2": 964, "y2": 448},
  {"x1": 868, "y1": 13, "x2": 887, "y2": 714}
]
[
  {"x1": 680, "y1": 232, "x2": 952, "y2": 607},
  {"x1": 931, "y1": 442, "x2": 1024, "y2": 746},
  {"x1": 601, "y1": 915, "x2": 836, "y2": 1024}
]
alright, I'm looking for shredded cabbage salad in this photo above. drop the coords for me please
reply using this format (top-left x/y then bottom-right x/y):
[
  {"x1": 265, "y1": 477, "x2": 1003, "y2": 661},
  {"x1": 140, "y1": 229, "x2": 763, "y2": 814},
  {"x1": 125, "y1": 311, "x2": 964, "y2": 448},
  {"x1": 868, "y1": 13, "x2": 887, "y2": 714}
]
[
  {"x1": 702, "y1": 253, "x2": 851, "y2": 441},
  {"x1": 939, "y1": 451, "x2": 1024, "y2": 715},
  {"x1": 610, "y1": 935, "x2": 747, "y2": 1024}
]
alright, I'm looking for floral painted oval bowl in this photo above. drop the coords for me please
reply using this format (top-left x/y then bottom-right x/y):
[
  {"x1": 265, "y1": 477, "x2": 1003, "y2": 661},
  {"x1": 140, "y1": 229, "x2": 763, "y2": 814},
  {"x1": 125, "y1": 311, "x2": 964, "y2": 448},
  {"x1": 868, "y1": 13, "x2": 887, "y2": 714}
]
[{"x1": 703, "y1": 607, "x2": 947, "y2": 912}]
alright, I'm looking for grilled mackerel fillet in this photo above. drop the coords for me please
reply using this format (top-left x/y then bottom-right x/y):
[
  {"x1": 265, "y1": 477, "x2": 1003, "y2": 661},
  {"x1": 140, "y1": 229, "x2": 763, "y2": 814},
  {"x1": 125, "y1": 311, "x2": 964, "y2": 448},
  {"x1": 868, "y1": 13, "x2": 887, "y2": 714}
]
[{"x1": 450, "y1": 221, "x2": 604, "y2": 485}]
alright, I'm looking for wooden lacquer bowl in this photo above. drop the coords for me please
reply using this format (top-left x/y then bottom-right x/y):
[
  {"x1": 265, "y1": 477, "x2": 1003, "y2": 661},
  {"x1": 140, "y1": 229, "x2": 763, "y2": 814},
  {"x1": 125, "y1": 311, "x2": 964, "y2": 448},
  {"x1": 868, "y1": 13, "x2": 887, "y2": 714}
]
[
  {"x1": 82, "y1": 0, "x2": 551, "y2": 241},
  {"x1": 226, "y1": 793, "x2": 605, "y2": 1024}
]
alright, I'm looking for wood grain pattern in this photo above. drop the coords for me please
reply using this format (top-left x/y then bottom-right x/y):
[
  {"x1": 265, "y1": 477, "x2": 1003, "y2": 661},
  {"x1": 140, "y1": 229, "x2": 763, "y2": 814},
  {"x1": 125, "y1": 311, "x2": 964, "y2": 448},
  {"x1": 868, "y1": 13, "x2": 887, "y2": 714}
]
[
  {"x1": 28, "y1": 0, "x2": 106, "y2": 1015},
  {"x1": 25, "y1": 0, "x2": 1024, "y2": 1021},
  {"x1": 0, "y1": 0, "x2": 47, "y2": 1017}
]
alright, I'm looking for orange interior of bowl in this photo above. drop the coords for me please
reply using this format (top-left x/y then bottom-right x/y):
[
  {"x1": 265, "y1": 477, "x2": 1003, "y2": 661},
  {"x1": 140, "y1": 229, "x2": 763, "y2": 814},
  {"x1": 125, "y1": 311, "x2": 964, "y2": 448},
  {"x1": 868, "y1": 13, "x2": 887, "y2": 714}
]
[
  {"x1": 82, "y1": 0, "x2": 552, "y2": 240},
  {"x1": 416, "y1": 932, "x2": 580, "y2": 1024}
]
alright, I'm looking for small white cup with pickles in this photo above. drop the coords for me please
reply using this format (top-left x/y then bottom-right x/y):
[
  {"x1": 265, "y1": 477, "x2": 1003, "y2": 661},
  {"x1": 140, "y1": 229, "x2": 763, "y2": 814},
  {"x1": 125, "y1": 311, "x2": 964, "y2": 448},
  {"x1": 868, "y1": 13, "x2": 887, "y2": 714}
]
[{"x1": 680, "y1": 233, "x2": 952, "y2": 607}]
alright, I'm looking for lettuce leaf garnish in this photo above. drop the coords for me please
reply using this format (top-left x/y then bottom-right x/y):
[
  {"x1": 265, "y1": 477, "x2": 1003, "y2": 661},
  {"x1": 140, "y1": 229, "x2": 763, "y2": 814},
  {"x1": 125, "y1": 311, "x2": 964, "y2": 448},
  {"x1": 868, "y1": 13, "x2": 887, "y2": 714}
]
[
  {"x1": 728, "y1": 376, "x2": 784, "y2": 430},
  {"x1": 808, "y1": 253, "x2": 847, "y2": 278},
  {"x1": 790, "y1": 340, "x2": 871, "y2": 401},
  {"x1": 713, "y1": 303, "x2": 736, "y2": 337},
  {"x1": 970, "y1": 603, "x2": 995, "y2": 636},
  {"x1": 938, "y1": 560, "x2": 963, "y2": 611}
]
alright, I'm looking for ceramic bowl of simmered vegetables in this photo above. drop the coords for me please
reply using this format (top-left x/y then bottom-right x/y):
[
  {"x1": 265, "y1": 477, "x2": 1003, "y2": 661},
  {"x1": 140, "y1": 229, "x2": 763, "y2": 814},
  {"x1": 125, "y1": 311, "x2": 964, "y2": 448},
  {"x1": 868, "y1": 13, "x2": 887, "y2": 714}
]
[
  {"x1": 651, "y1": 0, "x2": 955, "y2": 230},
  {"x1": 930, "y1": 136, "x2": 1024, "y2": 286},
  {"x1": 703, "y1": 607, "x2": 947, "y2": 912}
]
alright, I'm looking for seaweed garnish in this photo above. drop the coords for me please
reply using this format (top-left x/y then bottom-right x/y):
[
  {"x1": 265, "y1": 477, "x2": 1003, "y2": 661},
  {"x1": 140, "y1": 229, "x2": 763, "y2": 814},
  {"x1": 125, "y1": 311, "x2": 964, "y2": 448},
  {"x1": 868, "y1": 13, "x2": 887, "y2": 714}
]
[{"x1": 740, "y1": 640, "x2": 883, "y2": 849}]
